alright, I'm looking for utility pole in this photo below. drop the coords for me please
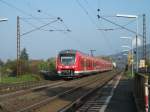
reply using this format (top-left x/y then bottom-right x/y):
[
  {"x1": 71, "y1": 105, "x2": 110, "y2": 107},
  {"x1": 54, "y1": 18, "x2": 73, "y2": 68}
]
[
  {"x1": 89, "y1": 49, "x2": 96, "y2": 56},
  {"x1": 143, "y1": 14, "x2": 146, "y2": 62},
  {"x1": 143, "y1": 14, "x2": 147, "y2": 72},
  {"x1": 0, "y1": 17, "x2": 8, "y2": 82},
  {"x1": 17, "y1": 16, "x2": 21, "y2": 76}
]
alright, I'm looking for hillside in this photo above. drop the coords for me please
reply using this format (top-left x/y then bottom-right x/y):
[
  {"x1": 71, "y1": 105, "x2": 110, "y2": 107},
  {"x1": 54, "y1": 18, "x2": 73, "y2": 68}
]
[{"x1": 110, "y1": 44, "x2": 150, "y2": 69}]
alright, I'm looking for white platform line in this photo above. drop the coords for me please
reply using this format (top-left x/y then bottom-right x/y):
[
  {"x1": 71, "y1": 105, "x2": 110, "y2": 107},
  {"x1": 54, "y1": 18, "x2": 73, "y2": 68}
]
[{"x1": 99, "y1": 75, "x2": 122, "y2": 112}]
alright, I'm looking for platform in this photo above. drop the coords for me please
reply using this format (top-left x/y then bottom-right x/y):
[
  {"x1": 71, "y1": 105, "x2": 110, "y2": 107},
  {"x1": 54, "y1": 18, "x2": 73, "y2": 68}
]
[{"x1": 105, "y1": 75, "x2": 137, "y2": 112}]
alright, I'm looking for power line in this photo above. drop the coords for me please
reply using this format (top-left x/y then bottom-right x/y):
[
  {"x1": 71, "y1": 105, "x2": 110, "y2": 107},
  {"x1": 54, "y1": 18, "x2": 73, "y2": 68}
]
[
  {"x1": 83, "y1": 1, "x2": 138, "y2": 32},
  {"x1": 23, "y1": 0, "x2": 71, "y2": 33},
  {"x1": 21, "y1": 19, "x2": 58, "y2": 36},
  {"x1": 0, "y1": 0, "x2": 44, "y2": 22},
  {"x1": 76, "y1": 0, "x2": 116, "y2": 53},
  {"x1": 0, "y1": 0, "x2": 31, "y2": 17},
  {"x1": 21, "y1": 18, "x2": 70, "y2": 33},
  {"x1": 76, "y1": 0, "x2": 98, "y2": 28},
  {"x1": 86, "y1": 4, "x2": 137, "y2": 32},
  {"x1": 21, "y1": 17, "x2": 56, "y2": 20},
  {"x1": 0, "y1": 0, "x2": 57, "y2": 30},
  {"x1": 84, "y1": 0, "x2": 96, "y2": 15},
  {"x1": 24, "y1": 0, "x2": 57, "y2": 18},
  {"x1": 0, "y1": 0, "x2": 71, "y2": 33},
  {"x1": 78, "y1": 0, "x2": 136, "y2": 54},
  {"x1": 79, "y1": 0, "x2": 116, "y2": 52},
  {"x1": 21, "y1": 18, "x2": 39, "y2": 29},
  {"x1": 97, "y1": 18, "x2": 137, "y2": 31},
  {"x1": 97, "y1": 15, "x2": 143, "y2": 37}
]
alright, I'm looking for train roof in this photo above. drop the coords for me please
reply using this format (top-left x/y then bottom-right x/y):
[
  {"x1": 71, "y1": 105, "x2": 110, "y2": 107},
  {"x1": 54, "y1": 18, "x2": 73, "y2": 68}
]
[
  {"x1": 59, "y1": 49, "x2": 77, "y2": 54},
  {"x1": 59, "y1": 49, "x2": 88, "y2": 55},
  {"x1": 58, "y1": 49, "x2": 112, "y2": 63}
]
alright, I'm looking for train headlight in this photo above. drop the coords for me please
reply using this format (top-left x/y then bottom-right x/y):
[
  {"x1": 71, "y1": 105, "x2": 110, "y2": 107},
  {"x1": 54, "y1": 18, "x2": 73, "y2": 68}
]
[
  {"x1": 57, "y1": 71, "x2": 61, "y2": 74},
  {"x1": 59, "y1": 66, "x2": 62, "y2": 68}
]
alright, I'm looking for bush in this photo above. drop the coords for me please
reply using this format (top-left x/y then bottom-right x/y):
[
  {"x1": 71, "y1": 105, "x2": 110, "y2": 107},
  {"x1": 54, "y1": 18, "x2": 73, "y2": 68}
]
[
  {"x1": 125, "y1": 70, "x2": 134, "y2": 78},
  {"x1": 1, "y1": 74, "x2": 42, "y2": 83},
  {"x1": 47, "y1": 58, "x2": 56, "y2": 73},
  {"x1": 2, "y1": 59, "x2": 17, "y2": 76}
]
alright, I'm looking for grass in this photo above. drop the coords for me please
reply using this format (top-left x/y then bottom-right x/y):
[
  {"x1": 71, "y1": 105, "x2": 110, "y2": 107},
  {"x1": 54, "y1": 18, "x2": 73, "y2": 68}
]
[
  {"x1": 1, "y1": 74, "x2": 42, "y2": 84},
  {"x1": 125, "y1": 70, "x2": 134, "y2": 78}
]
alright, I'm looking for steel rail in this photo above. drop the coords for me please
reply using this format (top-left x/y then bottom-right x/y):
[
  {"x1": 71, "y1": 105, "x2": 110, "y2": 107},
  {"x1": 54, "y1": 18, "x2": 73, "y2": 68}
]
[
  {"x1": 0, "y1": 71, "x2": 116, "y2": 112},
  {"x1": 0, "y1": 81, "x2": 65, "y2": 100},
  {"x1": 17, "y1": 74, "x2": 109, "y2": 112},
  {"x1": 59, "y1": 72, "x2": 122, "y2": 112}
]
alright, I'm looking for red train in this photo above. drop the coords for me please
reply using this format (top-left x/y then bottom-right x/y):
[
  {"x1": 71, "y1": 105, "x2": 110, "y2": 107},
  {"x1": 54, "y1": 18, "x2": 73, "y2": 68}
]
[{"x1": 56, "y1": 50, "x2": 113, "y2": 78}]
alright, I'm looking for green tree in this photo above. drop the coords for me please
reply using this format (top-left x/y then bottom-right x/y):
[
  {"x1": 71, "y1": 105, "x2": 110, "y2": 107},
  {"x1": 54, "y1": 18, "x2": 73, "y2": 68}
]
[
  {"x1": 19, "y1": 48, "x2": 30, "y2": 75},
  {"x1": 47, "y1": 58, "x2": 56, "y2": 73},
  {"x1": 0, "y1": 59, "x2": 4, "y2": 66},
  {"x1": 146, "y1": 59, "x2": 150, "y2": 67},
  {"x1": 38, "y1": 61, "x2": 49, "y2": 71},
  {"x1": 20, "y1": 48, "x2": 29, "y2": 61}
]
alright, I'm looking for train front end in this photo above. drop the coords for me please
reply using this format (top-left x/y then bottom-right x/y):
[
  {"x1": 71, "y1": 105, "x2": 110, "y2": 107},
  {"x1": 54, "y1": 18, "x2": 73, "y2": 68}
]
[{"x1": 56, "y1": 50, "x2": 77, "y2": 78}]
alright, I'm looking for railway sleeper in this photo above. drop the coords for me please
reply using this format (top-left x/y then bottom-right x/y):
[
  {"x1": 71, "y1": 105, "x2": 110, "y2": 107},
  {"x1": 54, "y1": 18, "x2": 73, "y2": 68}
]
[{"x1": 60, "y1": 73, "x2": 121, "y2": 112}]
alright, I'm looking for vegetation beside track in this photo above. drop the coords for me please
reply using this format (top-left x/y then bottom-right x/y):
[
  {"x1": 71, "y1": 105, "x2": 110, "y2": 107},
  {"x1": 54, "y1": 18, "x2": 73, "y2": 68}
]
[
  {"x1": 124, "y1": 70, "x2": 134, "y2": 78},
  {"x1": 0, "y1": 48, "x2": 57, "y2": 84},
  {"x1": 1, "y1": 74, "x2": 42, "y2": 84}
]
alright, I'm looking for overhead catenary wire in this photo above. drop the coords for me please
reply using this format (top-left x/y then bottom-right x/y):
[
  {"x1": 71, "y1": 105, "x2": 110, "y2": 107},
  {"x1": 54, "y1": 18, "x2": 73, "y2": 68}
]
[
  {"x1": 97, "y1": 15, "x2": 143, "y2": 37},
  {"x1": 83, "y1": 0, "x2": 137, "y2": 31},
  {"x1": 18, "y1": 0, "x2": 76, "y2": 48},
  {"x1": 0, "y1": 0, "x2": 30, "y2": 16},
  {"x1": 97, "y1": 18, "x2": 138, "y2": 31},
  {"x1": 77, "y1": 0, "x2": 140, "y2": 56},
  {"x1": 21, "y1": 17, "x2": 56, "y2": 20},
  {"x1": 21, "y1": 19, "x2": 58, "y2": 36},
  {"x1": 24, "y1": 0, "x2": 57, "y2": 18},
  {"x1": 21, "y1": 18, "x2": 70, "y2": 33},
  {"x1": 84, "y1": 0, "x2": 96, "y2": 15},
  {"x1": 0, "y1": 0, "x2": 49, "y2": 23},
  {"x1": 23, "y1": 0, "x2": 71, "y2": 33},
  {"x1": 0, "y1": 0, "x2": 57, "y2": 31},
  {"x1": 76, "y1": 0, "x2": 99, "y2": 28},
  {"x1": 0, "y1": 0, "x2": 71, "y2": 33},
  {"x1": 84, "y1": 0, "x2": 138, "y2": 32},
  {"x1": 76, "y1": 0, "x2": 115, "y2": 53}
]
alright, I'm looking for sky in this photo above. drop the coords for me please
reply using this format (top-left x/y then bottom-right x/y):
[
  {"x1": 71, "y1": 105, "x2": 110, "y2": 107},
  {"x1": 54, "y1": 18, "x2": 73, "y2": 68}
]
[{"x1": 0, "y1": 0, "x2": 150, "y2": 61}]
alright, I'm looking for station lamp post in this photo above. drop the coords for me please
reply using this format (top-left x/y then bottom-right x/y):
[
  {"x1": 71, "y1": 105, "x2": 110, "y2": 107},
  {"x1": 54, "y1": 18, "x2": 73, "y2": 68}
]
[
  {"x1": 121, "y1": 45, "x2": 131, "y2": 49},
  {"x1": 122, "y1": 49, "x2": 129, "y2": 52},
  {"x1": 116, "y1": 14, "x2": 139, "y2": 72},
  {"x1": 0, "y1": 17, "x2": 8, "y2": 22},
  {"x1": 123, "y1": 53, "x2": 128, "y2": 56},
  {"x1": 120, "y1": 36, "x2": 134, "y2": 77}
]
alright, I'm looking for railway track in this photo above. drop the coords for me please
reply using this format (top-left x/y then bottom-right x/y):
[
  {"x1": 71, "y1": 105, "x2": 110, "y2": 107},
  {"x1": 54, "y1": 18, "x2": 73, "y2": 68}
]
[
  {"x1": 0, "y1": 71, "x2": 118, "y2": 112},
  {"x1": 29, "y1": 71, "x2": 118, "y2": 112},
  {"x1": 19, "y1": 75, "x2": 107, "y2": 112},
  {"x1": 0, "y1": 80, "x2": 65, "y2": 100},
  {"x1": 63, "y1": 72, "x2": 122, "y2": 112},
  {"x1": 37, "y1": 72, "x2": 121, "y2": 112},
  {"x1": 0, "y1": 80, "x2": 54, "y2": 95}
]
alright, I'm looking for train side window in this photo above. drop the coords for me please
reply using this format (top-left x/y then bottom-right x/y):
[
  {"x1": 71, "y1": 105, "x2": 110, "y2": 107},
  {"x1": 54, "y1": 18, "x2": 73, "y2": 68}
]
[
  {"x1": 87, "y1": 60, "x2": 90, "y2": 67},
  {"x1": 94, "y1": 62, "x2": 96, "y2": 67},
  {"x1": 86, "y1": 61, "x2": 88, "y2": 67},
  {"x1": 83, "y1": 59, "x2": 86, "y2": 67},
  {"x1": 81, "y1": 59, "x2": 84, "y2": 67}
]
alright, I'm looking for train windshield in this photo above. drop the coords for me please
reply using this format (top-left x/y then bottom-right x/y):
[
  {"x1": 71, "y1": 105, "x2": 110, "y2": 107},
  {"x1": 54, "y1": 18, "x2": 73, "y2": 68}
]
[{"x1": 60, "y1": 54, "x2": 75, "y2": 65}]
